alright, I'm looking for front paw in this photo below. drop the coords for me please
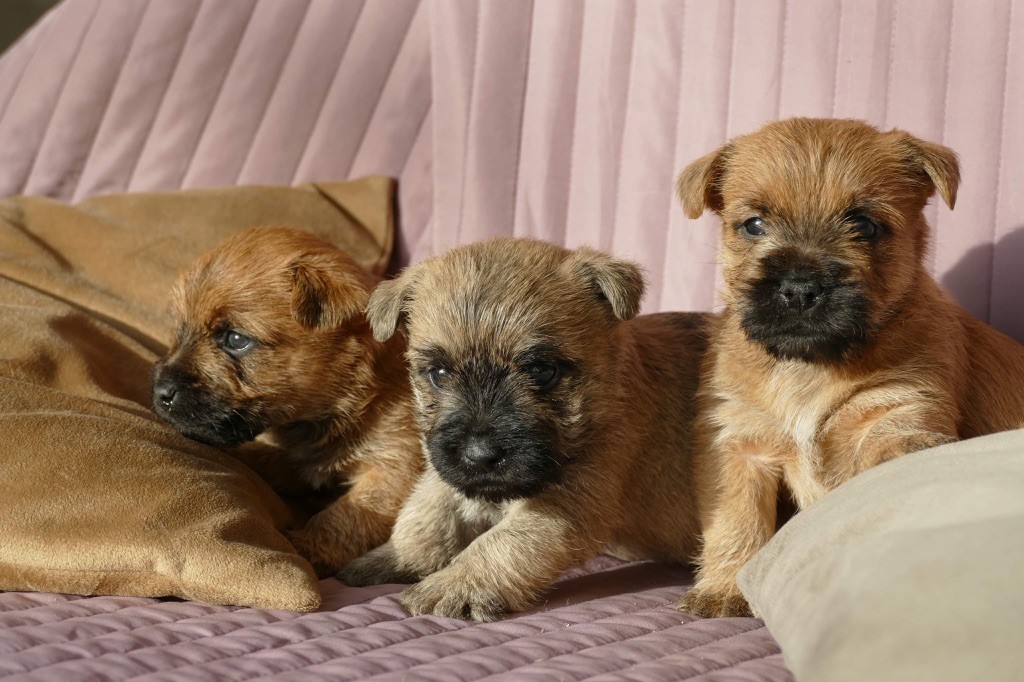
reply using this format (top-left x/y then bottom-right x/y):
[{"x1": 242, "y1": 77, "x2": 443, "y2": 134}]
[
  {"x1": 905, "y1": 431, "x2": 957, "y2": 454},
  {"x1": 338, "y1": 543, "x2": 417, "y2": 587},
  {"x1": 286, "y1": 528, "x2": 339, "y2": 578},
  {"x1": 678, "y1": 586, "x2": 752, "y2": 618},
  {"x1": 401, "y1": 568, "x2": 509, "y2": 622}
]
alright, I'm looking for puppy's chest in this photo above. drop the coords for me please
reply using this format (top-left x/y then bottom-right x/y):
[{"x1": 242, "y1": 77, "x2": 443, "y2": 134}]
[
  {"x1": 455, "y1": 496, "x2": 512, "y2": 537},
  {"x1": 265, "y1": 428, "x2": 365, "y2": 489},
  {"x1": 771, "y1": 381, "x2": 828, "y2": 455},
  {"x1": 719, "y1": 364, "x2": 848, "y2": 501}
]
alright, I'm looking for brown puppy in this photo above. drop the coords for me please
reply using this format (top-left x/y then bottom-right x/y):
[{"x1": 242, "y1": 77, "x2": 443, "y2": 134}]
[
  {"x1": 675, "y1": 118, "x2": 1024, "y2": 617},
  {"x1": 151, "y1": 226, "x2": 423, "y2": 575},
  {"x1": 338, "y1": 237, "x2": 707, "y2": 621}
]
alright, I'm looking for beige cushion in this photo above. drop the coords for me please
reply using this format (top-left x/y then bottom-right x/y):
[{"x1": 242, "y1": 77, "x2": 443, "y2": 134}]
[
  {"x1": 0, "y1": 177, "x2": 394, "y2": 611},
  {"x1": 739, "y1": 429, "x2": 1024, "y2": 681}
]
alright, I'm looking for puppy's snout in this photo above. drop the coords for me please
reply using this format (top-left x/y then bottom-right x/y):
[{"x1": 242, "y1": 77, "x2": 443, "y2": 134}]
[
  {"x1": 151, "y1": 362, "x2": 190, "y2": 413},
  {"x1": 462, "y1": 436, "x2": 504, "y2": 470},
  {"x1": 778, "y1": 277, "x2": 824, "y2": 314},
  {"x1": 154, "y1": 379, "x2": 178, "y2": 408}
]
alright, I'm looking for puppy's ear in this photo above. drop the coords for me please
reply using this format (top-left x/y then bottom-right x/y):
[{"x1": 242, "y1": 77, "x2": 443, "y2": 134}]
[
  {"x1": 290, "y1": 255, "x2": 368, "y2": 329},
  {"x1": 676, "y1": 145, "x2": 729, "y2": 218},
  {"x1": 568, "y1": 247, "x2": 645, "y2": 321},
  {"x1": 366, "y1": 270, "x2": 416, "y2": 341},
  {"x1": 894, "y1": 131, "x2": 960, "y2": 210}
]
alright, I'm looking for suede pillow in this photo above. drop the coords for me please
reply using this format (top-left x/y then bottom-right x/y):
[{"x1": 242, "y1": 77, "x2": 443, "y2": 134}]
[
  {"x1": 0, "y1": 177, "x2": 395, "y2": 611},
  {"x1": 738, "y1": 429, "x2": 1024, "y2": 681}
]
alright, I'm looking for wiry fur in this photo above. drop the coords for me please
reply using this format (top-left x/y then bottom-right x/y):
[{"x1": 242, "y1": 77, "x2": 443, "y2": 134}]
[
  {"x1": 151, "y1": 227, "x2": 423, "y2": 575},
  {"x1": 675, "y1": 118, "x2": 1024, "y2": 617},
  {"x1": 339, "y1": 238, "x2": 706, "y2": 621}
]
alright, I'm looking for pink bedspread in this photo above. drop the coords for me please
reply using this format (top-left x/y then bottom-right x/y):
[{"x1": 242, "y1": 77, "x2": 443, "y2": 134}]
[{"x1": 0, "y1": 559, "x2": 789, "y2": 681}]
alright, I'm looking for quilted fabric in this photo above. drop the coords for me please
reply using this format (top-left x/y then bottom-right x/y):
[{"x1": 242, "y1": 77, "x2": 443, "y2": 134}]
[{"x1": 0, "y1": 561, "x2": 790, "y2": 681}]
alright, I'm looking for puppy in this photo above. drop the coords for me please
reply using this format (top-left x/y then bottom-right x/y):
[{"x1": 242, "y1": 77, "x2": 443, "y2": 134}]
[
  {"x1": 338, "y1": 237, "x2": 707, "y2": 621},
  {"x1": 151, "y1": 226, "x2": 423, "y2": 575},
  {"x1": 675, "y1": 118, "x2": 1024, "y2": 617}
]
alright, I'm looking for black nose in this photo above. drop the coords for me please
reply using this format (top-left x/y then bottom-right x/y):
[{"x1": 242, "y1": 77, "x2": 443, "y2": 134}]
[
  {"x1": 779, "y1": 278, "x2": 824, "y2": 313},
  {"x1": 462, "y1": 437, "x2": 503, "y2": 469},
  {"x1": 153, "y1": 380, "x2": 178, "y2": 408}
]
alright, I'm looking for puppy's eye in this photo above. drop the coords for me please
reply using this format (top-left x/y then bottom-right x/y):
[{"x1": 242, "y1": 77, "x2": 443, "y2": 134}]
[
  {"x1": 526, "y1": 362, "x2": 561, "y2": 389},
  {"x1": 740, "y1": 216, "x2": 767, "y2": 239},
  {"x1": 220, "y1": 330, "x2": 256, "y2": 356},
  {"x1": 427, "y1": 367, "x2": 450, "y2": 389},
  {"x1": 850, "y1": 215, "x2": 881, "y2": 241}
]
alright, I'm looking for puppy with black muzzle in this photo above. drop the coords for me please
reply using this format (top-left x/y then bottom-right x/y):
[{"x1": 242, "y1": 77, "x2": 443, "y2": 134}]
[
  {"x1": 339, "y1": 237, "x2": 708, "y2": 622},
  {"x1": 151, "y1": 226, "x2": 423, "y2": 575},
  {"x1": 675, "y1": 118, "x2": 1024, "y2": 618}
]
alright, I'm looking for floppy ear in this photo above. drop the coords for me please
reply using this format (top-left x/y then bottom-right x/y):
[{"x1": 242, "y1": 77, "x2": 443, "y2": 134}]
[
  {"x1": 290, "y1": 255, "x2": 368, "y2": 329},
  {"x1": 568, "y1": 247, "x2": 645, "y2": 321},
  {"x1": 365, "y1": 269, "x2": 416, "y2": 342},
  {"x1": 676, "y1": 145, "x2": 729, "y2": 219},
  {"x1": 894, "y1": 131, "x2": 960, "y2": 210}
]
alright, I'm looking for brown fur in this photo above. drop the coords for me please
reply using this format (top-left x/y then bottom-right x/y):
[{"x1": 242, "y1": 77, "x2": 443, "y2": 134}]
[
  {"x1": 338, "y1": 238, "x2": 707, "y2": 621},
  {"x1": 151, "y1": 227, "x2": 423, "y2": 576},
  {"x1": 675, "y1": 118, "x2": 1024, "y2": 617}
]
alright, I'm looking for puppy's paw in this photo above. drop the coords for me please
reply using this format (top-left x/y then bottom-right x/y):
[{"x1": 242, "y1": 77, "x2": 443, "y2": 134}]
[
  {"x1": 678, "y1": 587, "x2": 752, "y2": 618},
  {"x1": 904, "y1": 431, "x2": 957, "y2": 454},
  {"x1": 338, "y1": 543, "x2": 417, "y2": 587},
  {"x1": 400, "y1": 569, "x2": 509, "y2": 622},
  {"x1": 286, "y1": 529, "x2": 339, "y2": 579}
]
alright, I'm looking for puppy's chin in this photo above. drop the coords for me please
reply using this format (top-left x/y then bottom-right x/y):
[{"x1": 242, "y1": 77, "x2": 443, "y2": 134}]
[
  {"x1": 153, "y1": 391, "x2": 268, "y2": 446},
  {"x1": 738, "y1": 283, "x2": 871, "y2": 364},
  {"x1": 429, "y1": 455, "x2": 558, "y2": 503},
  {"x1": 173, "y1": 414, "x2": 266, "y2": 447}
]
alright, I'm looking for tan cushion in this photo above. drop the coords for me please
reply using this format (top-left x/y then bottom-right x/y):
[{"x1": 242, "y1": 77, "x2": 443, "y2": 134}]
[
  {"x1": 0, "y1": 177, "x2": 395, "y2": 611},
  {"x1": 738, "y1": 429, "x2": 1024, "y2": 681}
]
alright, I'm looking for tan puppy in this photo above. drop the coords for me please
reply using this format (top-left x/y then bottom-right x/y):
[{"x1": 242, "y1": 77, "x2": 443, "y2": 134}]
[
  {"x1": 338, "y1": 238, "x2": 707, "y2": 621},
  {"x1": 675, "y1": 118, "x2": 1024, "y2": 617},
  {"x1": 151, "y1": 226, "x2": 423, "y2": 575}
]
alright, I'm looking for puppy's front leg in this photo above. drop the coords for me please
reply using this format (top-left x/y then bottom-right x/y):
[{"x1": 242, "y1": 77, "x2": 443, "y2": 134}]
[
  {"x1": 822, "y1": 393, "x2": 957, "y2": 489},
  {"x1": 338, "y1": 469, "x2": 467, "y2": 586},
  {"x1": 230, "y1": 441, "x2": 309, "y2": 497},
  {"x1": 400, "y1": 494, "x2": 609, "y2": 622},
  {"x1": 680, "y1": 439, "x2": 780, "y2": 618},
  {"x1": 289, "y1": 459, "x2": 419, "y2": 576}
]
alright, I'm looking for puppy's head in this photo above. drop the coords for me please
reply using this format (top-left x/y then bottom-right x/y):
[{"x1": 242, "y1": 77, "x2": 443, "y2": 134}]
[
  {"x1": 151, "y1": 227, "x2": 375, "y2": 445},
  {"x1": 368, "y1": 238, "x2": 643, "y2": 503},
  {"x1": 677, "y1": 117, "x2": 959, "y2": 363}
]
